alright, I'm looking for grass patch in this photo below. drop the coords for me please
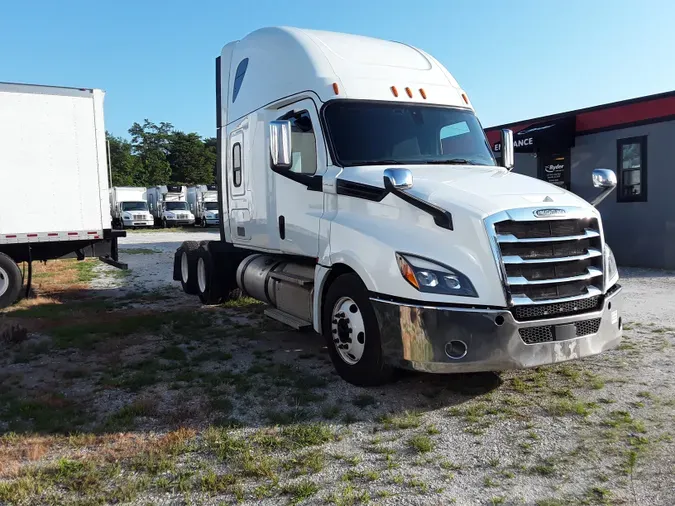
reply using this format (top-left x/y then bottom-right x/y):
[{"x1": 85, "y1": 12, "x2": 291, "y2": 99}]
[
  {"x1": 122, "y1": 248, "x2": 160, "y2": 255},
  {"x1": 546, "y1": 399, "x2": 597, "y2": 417},
  {"x1": 283, "y1": 449, "x2": 325, "y2": 475},
  {"x1": 281, "y1": 479, "x2": 320, "y2": 504},
  {"x1": 380, "y1": 410, "x2": 421, "y2": 430},
  {"x1": 281, "y1": 423, "x2": 334, "y2": 448},
  {"x1": 408, "y1": 434, "x2": 434, "y2": 453}
]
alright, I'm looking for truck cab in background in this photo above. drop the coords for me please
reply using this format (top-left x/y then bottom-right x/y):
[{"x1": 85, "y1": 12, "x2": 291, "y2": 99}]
[
  {"x1": 187, "y1": 185, "x2": 220, "y2": 228},
  {"x1": 175, "y1": 27, "x2": 623, "y2": 386},
  {"x1": 109, "y1": 187, "x2": 154, "y2": 229},
  {"x1": 147, "y1": 185, "x2": 195, "y2": 228}
]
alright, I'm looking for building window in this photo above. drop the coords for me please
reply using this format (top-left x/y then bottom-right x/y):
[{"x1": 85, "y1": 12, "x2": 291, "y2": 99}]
[
  {"x1": 232, "y1": 143, "x2": 242, "y2": 187},
  {"x1": 617, "y1": 136, "x2": 647, "y2": 202},
  {"x1": 232, "y1": 58, "x2": 249, "y2": 103},
  {"x1": 279, "y1": 110, "x2": 317, "y2": 175}
]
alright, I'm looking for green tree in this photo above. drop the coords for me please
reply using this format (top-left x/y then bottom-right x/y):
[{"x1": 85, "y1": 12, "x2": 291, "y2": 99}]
[
  {"x1": 129, "y1": 120, "x2": 173, "y2": 185},
  {"x1": 203, "y1": 137, "x2": 218, "y2": 181},
  {"x1": 107, "y1": 132, "x2": 144, "y2": 186},
  {"x1": 168, "y1": 132, "x2": 215, "y2": 185}
]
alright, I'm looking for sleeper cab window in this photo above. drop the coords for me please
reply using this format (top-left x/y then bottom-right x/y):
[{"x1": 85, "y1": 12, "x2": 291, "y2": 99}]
[
  {"x1": 617, "y1": 136, "x2": 647, "y2": 202},
  {"x1": 280, "y1": 110, "x2": 317, "y2": 175},
  {"x1": 232, "y1": 58, "x2": 249, "y2": 103},
  {"x1": 232, "y1": 142, "x2": 242, "y2": 187}
]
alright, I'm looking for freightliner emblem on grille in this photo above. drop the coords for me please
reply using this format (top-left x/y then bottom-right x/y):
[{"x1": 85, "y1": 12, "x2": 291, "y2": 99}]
[{"x1": 533, "y1": 208, "x2": 566, "y2": 218}]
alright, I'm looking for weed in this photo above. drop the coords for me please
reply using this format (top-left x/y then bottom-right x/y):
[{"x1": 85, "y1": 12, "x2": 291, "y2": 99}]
[
  {"x1": 281, "y1": 479, "x2": 320, "y2": 504},
  {"x1": 159, "y1": 345, "x2": 187, "y2": 361},
  {"x1": 200, "y1": 470, "x2": 236, "y2": 493},
  {"x1": 529, "y1": 458, "x2": 556, "y2": 476},
  {"x1": 281, "y1": 423, "x2": 334, "y2": 448},
  {"x1": 327, "y1": 484, "x2": 371, "y2": 506},
  {"x1": 440, "y1": 460, "x2": 462, "y2": 471},
  {"x1": 484, "y1": 476, "x2": 498, "y2": 487},
  {"x1": 321, "y1": 404, "x2": 341, "y2": 420},
  {"x1": 352, "y1": 394, "x2": 376, "y2": 408},
  {"x1": 283, "y1": 449, "x2": 325, "y2": 475},
  {"x1": 407, "y1": 477, "x2": 429, "y2": 493},
  {"x1": 426, "y1": 424, "x2": 441, "y2": 435},
  {"x1": 546, "y1": 399, "x2": 597, "y2": 417},
  {"x1": 408, "y1": 434, "x2": 434, "y2": 453},
  {"x1": 380, "y1": 410, "x2": 421, "y2": 430},
  {"x1": 488, "y1": 457, "x2": 500, "y2": 468},
  {"x1": 491, "y1": 497, "x2": 506, "y2": 505}
]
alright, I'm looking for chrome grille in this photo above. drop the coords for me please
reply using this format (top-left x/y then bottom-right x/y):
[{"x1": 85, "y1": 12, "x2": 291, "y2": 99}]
[
  {"x1": 519, "y1": 318, "x2": 602, "y2": 344},
  {"x1": 133, "y1": 214, "x2": 145, "y2": 220},
  {"x1": 486, "y1": 208, "x2": 604, "y2": 310}
]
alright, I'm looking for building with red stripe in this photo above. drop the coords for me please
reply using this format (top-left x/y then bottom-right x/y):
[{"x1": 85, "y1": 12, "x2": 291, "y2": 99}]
[{"x1": 484, "y1": 90, "x2": 675, "y2": 270}]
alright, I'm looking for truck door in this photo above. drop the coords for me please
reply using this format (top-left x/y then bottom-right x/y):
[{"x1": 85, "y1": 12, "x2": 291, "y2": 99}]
[
  {"x1": 271, "y1": 99, "x2": 326, "y2": 257},
  {"x1": 228, "y1": 128, "x2": 251, "y2": 241}
]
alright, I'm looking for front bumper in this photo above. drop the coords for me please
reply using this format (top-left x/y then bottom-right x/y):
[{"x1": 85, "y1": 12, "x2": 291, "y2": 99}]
[
  {"x1": 166, "y1": 219, "x2": 195, "y2": 226},
  {"x1": 372, "y1": 286, "x2": 623, "y2": 373},
  {"x1": 123, "y1": 219, "x2": 154, "y2": 227}
]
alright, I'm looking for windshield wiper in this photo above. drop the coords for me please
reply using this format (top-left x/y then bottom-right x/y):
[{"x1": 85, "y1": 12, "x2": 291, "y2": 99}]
[{"x1": 423, "y1": 159, "x2": 474, "y2": 165}]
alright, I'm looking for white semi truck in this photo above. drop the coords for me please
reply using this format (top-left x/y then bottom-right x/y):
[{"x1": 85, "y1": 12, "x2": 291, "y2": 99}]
[
  {"x1": 187, "y1": 185, "x2": 220, "y2": 227},
  {"x1": 109, "y1": 187, "x2": 154, "y2": 229},
  {"x1": 175, "y1": 27, "x2": 623, "y2": 386},
  {"x1": 146, "y1": 185, "x2": 195, "y2": 228},
  {"x1": 0, "y1": 82, "x2": 125, "y2": 309}
]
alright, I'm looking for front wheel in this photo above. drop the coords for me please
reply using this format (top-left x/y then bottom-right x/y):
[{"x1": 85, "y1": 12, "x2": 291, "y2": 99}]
[
  {"x1": 0, "y1": 253, "x2": 23, "y2": 309},
  {"x1": 322, "y1": 273, "x2": 394, "y2": 386}
]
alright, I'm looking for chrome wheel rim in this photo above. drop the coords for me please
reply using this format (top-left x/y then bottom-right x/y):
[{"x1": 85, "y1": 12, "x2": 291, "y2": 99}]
[
  {"x1": 0, "y1": 266, "x2": 9, "y2": 297},
  {"x1": 331, "y1": 296, "x2": 365, "y2": 365},
  {"x1": 181, "y1": 252, "x2": 189, "y2": 283},
  {"x1": 197, "y1": 257, "x2": 207, "y2": 293}
]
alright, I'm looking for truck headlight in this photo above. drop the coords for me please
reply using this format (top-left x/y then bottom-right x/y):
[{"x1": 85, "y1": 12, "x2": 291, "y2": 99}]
[
  {"x1": 122, "y1": 213, "x2": 131, "y2": 219},
  {"x1": 165, "y1": 212, "x2": 175, "y2": 218},
  {"x1": 395, "y1": 253, "x2": 478, "y2": 297},
  {"x1": 604, "y1": 245, "x2": 619, "y2": 290}
]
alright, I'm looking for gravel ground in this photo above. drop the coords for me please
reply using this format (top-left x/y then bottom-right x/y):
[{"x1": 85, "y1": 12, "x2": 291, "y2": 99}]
[{"x1": 1, "y1": 230, "x2": 674, "y2": 506}]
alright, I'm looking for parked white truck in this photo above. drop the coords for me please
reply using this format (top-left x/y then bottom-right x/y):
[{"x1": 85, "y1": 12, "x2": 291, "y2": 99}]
[
  {"x1": 175, "y1": 27, "x2": 623, "y2": 386},
  {"x1": 187, "y1": 185, "x2": 220, "y2": 227},
  {"x1": 109, "y1": 187, "x2": 154, "y2": 229},
  {"x1": 0, "y1": 82, "x2": 125, "y2": 309},
  {"x1": 147, "y1": 185, "x2": 195, "y2": 228}
]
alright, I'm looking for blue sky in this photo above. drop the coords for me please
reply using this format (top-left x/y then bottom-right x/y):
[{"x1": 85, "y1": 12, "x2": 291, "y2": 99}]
[{"x1": 2, "y1": 0, "x2": 674, "y2": 138}]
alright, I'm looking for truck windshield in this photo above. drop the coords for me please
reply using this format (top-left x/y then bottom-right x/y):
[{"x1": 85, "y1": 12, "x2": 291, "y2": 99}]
[
  {"x1": 121, "y1": 202, "x2": 148, "y2": 211},
  {"x1": 323, "y1": 101, "x2": 497, "y2": 167},
  {"x1": 165, "y1": 202, "x2": 188, "y2": 211},
  {"x1": 204, "y1": 202, "x2": 219, "y2": 210}
]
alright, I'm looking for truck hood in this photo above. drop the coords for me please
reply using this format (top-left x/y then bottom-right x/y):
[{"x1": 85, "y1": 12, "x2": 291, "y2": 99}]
[{"x1": 343, "y1": 165, "x2": 592, "y2": 217}]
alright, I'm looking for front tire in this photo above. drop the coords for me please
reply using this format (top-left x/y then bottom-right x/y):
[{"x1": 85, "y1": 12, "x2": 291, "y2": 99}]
[
  {"x1": 322, "y1": 273, "x2": 394, "y2": 386},
  {"x1": 0, "y1": 253, "x2": 23, "y2": 309}
]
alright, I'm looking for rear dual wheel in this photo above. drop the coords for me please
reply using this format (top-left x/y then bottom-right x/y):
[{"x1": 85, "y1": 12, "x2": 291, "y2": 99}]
[{"x1": 179, "y1": 241, "x2": 200, "y2": 295}]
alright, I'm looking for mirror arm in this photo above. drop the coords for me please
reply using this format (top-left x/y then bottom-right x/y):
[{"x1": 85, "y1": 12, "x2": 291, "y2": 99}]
[
  {"x1": 383, "y1": 177, "x2": 453, "y2": 230},
  {"x1": 590, "y1": 187, "x2": 614, "y2": 207}
]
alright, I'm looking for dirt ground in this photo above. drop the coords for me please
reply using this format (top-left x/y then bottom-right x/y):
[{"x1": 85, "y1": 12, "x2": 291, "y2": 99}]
[{"x1": 0, "y1": 230, "x2": 673, "y2": 506}]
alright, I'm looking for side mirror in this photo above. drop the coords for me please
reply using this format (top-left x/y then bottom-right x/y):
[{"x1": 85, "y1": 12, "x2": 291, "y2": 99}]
[
  {"x1": 383, "y1": 168, "x2": 413, "y2": 190},
  {"x1": 269, "y1": 120, "x2": 292, "y2": 169},
  {"x1": 590, "y1": 168, "x2": 617, "y2": 207},
  {"x1": 500, "y1": 129, "x2": 514, "y2": 170}
]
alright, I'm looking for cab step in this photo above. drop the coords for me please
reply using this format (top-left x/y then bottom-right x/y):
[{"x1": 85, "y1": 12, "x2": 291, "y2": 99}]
[
  {"x1": 264, "y1": 307, "x2": 313, "y2": 331},
  {"x1": 268, "y1": 271, "x2": 314, "y2": 286}
]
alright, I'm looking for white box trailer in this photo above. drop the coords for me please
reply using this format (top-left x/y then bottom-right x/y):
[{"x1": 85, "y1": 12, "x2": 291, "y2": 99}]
[
  {"x1": 187, "y1": 185, "x2": 220, "y2": 227},
  {"x1": 0, "y1": 82, "x2": 125, "y2": 308},
  {"x1": 110, "y1": 186, "x2": 154, "y2": 229}
]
